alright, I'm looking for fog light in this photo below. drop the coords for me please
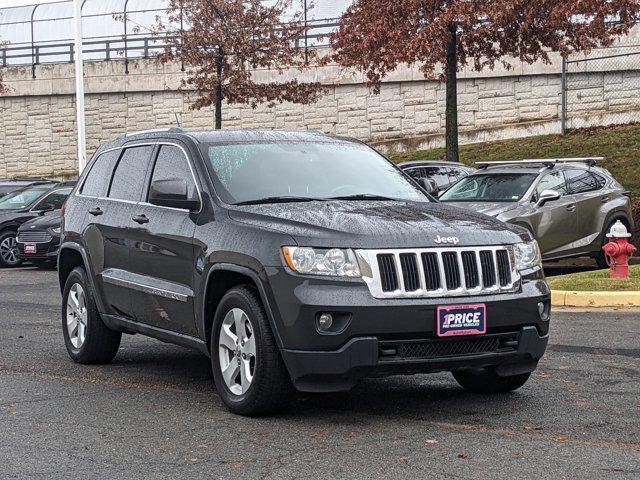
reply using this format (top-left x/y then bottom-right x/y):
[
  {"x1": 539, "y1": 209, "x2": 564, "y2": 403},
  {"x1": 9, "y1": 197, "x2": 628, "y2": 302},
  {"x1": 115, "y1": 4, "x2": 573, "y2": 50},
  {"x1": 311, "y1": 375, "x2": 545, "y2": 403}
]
[
  {"x1": 318, "y1": 313, "x2": 333, "y2": 330},
  {"x1": 538, "y1": 301, "x2": 550, "y2": 321}
]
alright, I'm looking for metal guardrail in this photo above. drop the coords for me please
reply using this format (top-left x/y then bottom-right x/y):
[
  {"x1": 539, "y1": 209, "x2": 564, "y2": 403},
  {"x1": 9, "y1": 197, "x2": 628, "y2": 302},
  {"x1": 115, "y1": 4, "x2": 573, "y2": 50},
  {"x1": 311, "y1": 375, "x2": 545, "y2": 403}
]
[{"x1": 0, "y1": 20, "x2": 339, "y2": 78}]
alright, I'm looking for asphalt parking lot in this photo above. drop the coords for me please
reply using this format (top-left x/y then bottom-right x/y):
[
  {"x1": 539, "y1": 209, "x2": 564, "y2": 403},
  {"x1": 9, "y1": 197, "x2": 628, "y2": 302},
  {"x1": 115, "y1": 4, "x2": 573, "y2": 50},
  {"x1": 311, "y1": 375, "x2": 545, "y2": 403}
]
[{"x1": 1, "y1": 267, "x2": 639, "y2": 480}]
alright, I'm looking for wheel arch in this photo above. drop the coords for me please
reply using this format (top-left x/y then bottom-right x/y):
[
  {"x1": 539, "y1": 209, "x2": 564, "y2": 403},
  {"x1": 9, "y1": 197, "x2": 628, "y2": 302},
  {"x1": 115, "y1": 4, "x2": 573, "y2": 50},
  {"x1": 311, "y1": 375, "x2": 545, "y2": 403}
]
[
  {"x1": 58, "y1": 243, "x2": 106, "y2": 313},
  {"x1": 201, "y1": 264, "x2": 283, "y2": 354}
]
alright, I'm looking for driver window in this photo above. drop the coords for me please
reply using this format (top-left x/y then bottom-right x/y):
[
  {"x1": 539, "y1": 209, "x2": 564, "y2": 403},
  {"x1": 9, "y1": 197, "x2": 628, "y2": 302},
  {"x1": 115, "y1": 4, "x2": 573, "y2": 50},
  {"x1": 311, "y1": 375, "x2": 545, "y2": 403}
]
[
  {"x1": 148, "y1": 145, "x2": 197, "y2": 202},
  {"x1": 535, "y1": 171, "x2": 567, "y2": 200},
  {"x1": 31, "y1": 189, "x2": 71, "y2": 211}
]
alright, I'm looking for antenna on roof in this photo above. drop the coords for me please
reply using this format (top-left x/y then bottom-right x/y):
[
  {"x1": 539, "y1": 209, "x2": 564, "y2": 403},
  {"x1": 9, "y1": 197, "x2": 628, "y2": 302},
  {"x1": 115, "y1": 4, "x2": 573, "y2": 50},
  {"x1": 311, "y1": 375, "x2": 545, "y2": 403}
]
[{"x1": 174, "y1": 113, "x2": 182, "y2": 128}]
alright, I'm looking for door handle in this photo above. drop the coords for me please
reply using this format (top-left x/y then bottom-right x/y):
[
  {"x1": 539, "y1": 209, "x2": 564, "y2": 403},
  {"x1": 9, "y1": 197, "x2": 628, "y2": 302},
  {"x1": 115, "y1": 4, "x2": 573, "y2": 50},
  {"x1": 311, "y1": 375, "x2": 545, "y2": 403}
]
[
  {"x1": 88, "y1": 207, "x2": 103, "y2": 216},
  {"x1": 566, "y1": 204, "x2": 576, "y2": 212},
  {"x1": 132, "y1": 214, "x2": 149, "y2": 224},
  {"x1": 601, "y1": 196, "x2": 610, "y2": 203}
]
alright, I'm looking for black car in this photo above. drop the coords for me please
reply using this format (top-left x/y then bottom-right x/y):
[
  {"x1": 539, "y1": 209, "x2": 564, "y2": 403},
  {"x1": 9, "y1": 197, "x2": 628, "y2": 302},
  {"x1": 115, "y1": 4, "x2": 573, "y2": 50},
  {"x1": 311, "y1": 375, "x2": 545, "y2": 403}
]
[
  {"x1": 0, "y1": 181, "x2": 75, "y2": 268},
  {"x1": 58, "y1": 129, "x2": 550, "y2": 416},
  {"x1": 16, "y1": 211, "x2": 62, "y2": 269},
  {"x1": 398, "y1": 160, "x2": 475, "y2": 195},
  {"x1": 0, "y1": 178, "x2": 53, "y2": 198}
]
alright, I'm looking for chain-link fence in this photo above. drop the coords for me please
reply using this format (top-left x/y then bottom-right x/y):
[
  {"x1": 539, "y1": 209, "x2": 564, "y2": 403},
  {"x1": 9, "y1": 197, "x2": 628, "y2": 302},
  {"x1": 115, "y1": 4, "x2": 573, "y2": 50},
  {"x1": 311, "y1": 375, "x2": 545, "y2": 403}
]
[{"x1": 562, "y1": 45, "x2": 640, "y2": 133}]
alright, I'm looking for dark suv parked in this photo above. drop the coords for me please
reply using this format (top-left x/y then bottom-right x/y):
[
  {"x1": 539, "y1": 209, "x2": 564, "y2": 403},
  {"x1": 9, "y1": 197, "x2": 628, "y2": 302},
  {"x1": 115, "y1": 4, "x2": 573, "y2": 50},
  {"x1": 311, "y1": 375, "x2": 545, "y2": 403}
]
[
  {"x1": 58, "y1": 129, "x2": 550, "y2": 415},
  {"x1": 0, "y1": 181, "x2": 75, "y2": 268}
]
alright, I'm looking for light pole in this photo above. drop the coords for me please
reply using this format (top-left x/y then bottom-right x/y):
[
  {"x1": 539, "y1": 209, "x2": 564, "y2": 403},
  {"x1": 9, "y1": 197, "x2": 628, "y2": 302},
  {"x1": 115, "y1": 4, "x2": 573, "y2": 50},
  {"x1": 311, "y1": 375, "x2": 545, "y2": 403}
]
[{"x1": 73, "y1": 0, "x2": 87, "y2": 173}]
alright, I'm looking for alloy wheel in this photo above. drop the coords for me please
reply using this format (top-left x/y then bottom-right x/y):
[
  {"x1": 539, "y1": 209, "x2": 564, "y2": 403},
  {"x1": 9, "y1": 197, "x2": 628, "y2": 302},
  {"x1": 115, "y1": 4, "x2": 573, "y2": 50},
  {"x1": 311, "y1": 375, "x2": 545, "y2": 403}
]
[
  {"x1": 218, "y1": 307, "x2": 256, "y2": 395},
  {"x1": 66, "y1": 283, "x2": 88, "y2": 349},
  {"x1": 0, "y1": 237, "x2": 19, "y2": 265}
]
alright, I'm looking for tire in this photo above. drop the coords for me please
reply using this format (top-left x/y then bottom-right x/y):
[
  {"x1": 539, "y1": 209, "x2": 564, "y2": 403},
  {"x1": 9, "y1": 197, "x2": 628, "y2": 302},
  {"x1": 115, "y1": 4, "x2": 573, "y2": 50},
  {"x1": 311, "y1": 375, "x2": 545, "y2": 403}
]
[
  {"x1": 452, "y1": 368, "x2": 531, "y2": 394},
  {"x1": 595, "y1": 218, "x2": 629, "y2": 269},
  {"x1": 62, "y1": 266, "x2": 121, "y2": 364},
  {"x1": 211, "y1": 285, "x2": 294, "y2": 416},
  {"x1": 0, "y1": 231, "x2": 23, "y2": 268}
]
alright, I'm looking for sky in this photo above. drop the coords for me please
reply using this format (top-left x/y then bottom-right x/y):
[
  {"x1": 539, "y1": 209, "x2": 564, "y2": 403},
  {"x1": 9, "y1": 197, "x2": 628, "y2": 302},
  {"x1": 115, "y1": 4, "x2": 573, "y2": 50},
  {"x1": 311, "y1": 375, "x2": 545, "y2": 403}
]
[{"x1": 1, "y1": 0, "x2": 62, "y2": 7}]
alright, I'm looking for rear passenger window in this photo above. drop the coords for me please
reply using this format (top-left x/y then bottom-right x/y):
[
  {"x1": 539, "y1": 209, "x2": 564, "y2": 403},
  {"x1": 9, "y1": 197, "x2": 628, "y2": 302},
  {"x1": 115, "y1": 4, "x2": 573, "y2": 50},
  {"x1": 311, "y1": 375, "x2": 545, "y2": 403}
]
[
  {"x1": 147, "y1": 145, "x2": 197, "y2": 201},
  {"x1": 108, "y1": 146, "x2": 154, "y2": 202},
  {"x1": 565, "y1": 169, "x2": 601, "y2": 194},
  {"x1": 80, "y1": 150, "x2": 120, "y2": 197}
]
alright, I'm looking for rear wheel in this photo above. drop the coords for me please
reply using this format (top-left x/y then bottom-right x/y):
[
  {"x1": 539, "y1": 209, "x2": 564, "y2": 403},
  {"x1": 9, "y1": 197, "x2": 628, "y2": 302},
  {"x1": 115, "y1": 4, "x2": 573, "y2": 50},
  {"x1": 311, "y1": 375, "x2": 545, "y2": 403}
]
[
  {"x1": 0, "y1": 231, "x2": 22, "y2": 268},
  {"x1": 211, "y1": 285, "x2": 294, "y2": 416},
  {"x1": 452, "y1": 368, "x2": 531, "y2": 393},
  {"x1": 62, "y1": 266, "x2": 121, "y2": 364}
]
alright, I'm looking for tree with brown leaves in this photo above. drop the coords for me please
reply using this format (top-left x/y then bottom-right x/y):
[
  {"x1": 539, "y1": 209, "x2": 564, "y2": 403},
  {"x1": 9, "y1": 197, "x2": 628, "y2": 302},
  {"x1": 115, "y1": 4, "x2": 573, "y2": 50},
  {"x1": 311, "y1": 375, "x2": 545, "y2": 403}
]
[
  {"x1": 329, "y1": 0, "x2": 640, "y2": 161},
  {"x1": 157, "y1": 0, "x2": 323, "y2": 129}
]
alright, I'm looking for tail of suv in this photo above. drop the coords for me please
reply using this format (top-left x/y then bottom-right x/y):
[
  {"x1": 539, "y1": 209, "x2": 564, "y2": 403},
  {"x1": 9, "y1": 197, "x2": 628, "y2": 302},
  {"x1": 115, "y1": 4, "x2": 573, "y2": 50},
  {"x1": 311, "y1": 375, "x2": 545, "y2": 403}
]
[{"x1": 58, "y1": 129, "x2": 550, "y2": 415}]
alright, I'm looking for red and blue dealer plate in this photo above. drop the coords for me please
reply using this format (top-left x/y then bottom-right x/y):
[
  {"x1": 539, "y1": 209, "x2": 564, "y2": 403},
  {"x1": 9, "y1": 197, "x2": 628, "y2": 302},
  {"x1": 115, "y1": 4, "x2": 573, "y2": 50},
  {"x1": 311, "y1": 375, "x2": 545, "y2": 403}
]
[{"x1": 437, "y1": 304, "x2": 486, "y2": 337}]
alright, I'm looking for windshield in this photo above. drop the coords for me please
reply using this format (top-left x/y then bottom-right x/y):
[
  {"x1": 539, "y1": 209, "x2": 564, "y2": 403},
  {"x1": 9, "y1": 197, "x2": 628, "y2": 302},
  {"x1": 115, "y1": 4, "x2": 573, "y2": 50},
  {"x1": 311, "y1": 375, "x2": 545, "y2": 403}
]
[
  {"x1": 439, "y1": 173, "x2": 537, "y2": 202},
  {"x1": 202, "y1": 141, "x2": 427, "y2": 205},
  {"x1": 0, "y1": 188, "x2": 48, "y2": 210}
]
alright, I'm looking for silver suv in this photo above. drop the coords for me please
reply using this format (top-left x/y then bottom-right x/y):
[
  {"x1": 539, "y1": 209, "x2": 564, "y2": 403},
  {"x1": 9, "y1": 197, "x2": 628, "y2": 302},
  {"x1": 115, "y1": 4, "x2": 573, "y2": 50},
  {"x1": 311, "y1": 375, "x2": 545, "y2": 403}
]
[{"x1": 439, "y1": 158, "x2": 633, "y2": 267}]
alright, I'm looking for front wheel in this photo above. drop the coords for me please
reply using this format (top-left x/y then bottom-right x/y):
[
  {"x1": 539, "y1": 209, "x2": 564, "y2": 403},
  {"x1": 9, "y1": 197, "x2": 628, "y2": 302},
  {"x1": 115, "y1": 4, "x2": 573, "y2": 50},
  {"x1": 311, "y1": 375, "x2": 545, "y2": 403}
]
[
  {"x1": 211, "y1": 285, "x2": 294, "y2": 416},
  {"x1": 0, "y1": 231, "x2": 22, "y2": 268},
  {"x1": 452, "y1": 368, "x2": 531, "y2": 393},
  {"x1": 62, "y1": 267, "x2": 121, "y2": 364}
]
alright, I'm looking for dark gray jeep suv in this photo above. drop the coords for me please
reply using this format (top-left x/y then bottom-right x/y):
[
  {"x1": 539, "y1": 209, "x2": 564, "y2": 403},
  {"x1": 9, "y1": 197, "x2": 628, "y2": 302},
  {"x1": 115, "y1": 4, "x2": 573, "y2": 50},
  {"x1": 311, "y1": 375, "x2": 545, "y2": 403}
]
[{"x1": 59, "y1": 129, "x2": 550, "y2": 415}]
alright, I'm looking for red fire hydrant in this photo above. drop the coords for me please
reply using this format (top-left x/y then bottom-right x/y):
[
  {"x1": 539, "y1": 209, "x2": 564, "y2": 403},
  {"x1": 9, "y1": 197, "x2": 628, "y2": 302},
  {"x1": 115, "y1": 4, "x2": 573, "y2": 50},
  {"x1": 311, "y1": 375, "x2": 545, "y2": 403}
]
[{"x1": 602, "y1": 220, "x2": 636, "y2": 279}]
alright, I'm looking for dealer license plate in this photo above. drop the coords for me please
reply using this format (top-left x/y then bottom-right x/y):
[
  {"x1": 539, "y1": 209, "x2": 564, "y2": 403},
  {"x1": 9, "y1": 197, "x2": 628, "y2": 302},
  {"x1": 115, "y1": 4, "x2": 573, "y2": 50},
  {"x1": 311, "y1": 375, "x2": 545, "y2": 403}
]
[
  {"x1": 437, "y1": 304, "x2": 486, "y2": 337},
  {"x1": 24, "y1": 243, "x2": 37, "y2": 254}
]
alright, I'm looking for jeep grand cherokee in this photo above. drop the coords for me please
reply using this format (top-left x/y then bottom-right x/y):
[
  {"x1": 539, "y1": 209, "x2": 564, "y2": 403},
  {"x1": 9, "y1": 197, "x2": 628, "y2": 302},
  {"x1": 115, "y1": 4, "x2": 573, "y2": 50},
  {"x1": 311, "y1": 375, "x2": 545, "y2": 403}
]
[{"x1": 58, "y1": 129, "x2": 550, "y2": 416}]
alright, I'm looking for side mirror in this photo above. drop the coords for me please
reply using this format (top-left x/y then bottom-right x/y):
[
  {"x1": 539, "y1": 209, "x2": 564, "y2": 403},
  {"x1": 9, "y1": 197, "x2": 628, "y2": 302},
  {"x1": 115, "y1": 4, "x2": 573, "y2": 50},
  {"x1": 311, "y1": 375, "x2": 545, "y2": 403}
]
[
  {"x1": 536, "y1": 189, "x2": 561, "y2": 207},
  {"x1": 149, "y1": 178, "x2": 200, "y2": 211},
  {"x1": 36, "y1": 203, "x2": 55, "y2": 215},
  {"x1": 418, "y1": 177, "x2": 439, "y2": 197}
]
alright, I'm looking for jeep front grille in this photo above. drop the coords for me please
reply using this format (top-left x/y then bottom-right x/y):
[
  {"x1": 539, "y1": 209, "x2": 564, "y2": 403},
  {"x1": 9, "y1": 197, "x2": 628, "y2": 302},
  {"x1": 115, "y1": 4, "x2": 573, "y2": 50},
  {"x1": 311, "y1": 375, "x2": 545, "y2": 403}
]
[{"x1": 356, "y1": 246, "x2": 519, "y2": 299}]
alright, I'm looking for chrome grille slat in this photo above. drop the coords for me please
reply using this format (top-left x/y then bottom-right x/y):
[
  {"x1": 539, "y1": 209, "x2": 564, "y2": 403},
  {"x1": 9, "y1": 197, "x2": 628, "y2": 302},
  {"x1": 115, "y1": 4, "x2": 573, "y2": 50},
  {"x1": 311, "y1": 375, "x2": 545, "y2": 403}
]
[
  {"x1": 359, "y1": 246, "x2": 520, "y2": 299},
  {"x1": 16, "y1": 231, "x2": 52, "y2": 243}
]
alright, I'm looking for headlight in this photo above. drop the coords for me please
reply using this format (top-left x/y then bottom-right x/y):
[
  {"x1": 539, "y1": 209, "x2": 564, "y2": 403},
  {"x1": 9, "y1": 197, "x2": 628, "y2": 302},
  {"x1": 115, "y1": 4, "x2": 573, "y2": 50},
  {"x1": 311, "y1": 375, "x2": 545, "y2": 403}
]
[
  {"x1": 50, "y1": 227, "x2": 61, "y2": 234},
  {"x1": 282, "y1": 247, "x2": 361, "y2": 277},
  {"x1": 514, "y1": 241, "x2": 541, "y2": 271}
]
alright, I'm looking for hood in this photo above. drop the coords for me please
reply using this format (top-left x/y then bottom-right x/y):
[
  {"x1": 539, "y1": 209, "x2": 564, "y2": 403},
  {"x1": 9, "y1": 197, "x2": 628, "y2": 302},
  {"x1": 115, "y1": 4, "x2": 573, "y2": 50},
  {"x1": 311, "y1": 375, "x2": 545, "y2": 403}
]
[
  {"x1": 228, "y1": 200, "x2": 529, "y2": 249},
  {"x1": 441, "y1": 201, "x2": 519, "y2": 218},
  {"x1": 18, "y1": 212, "x2": 61, "y2": 232},
  {"x1": 0, "y1": 209, "x2": 28, "y2": 226}
]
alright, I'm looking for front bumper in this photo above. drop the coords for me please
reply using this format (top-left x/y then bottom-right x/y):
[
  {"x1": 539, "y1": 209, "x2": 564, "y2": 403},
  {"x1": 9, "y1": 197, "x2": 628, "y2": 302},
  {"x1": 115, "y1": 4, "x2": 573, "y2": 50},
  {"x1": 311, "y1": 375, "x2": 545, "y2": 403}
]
[
  {"x1": 282, "y1": 326, "x2": 548, "y2": 392},
  {"x1": 264, "y1": 267, "x2": 550, "y2": 392},
  {"x1": 16, "y1": 238, "x2": 60, "y2": 261}
]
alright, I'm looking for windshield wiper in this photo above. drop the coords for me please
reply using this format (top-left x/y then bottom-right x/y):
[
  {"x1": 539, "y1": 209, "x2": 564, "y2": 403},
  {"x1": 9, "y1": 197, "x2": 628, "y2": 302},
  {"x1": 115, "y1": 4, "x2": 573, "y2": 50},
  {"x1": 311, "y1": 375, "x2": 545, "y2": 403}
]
[
  {"x1": 234, "y1": 196, "x2": 326, "y2": 206},
  {"x1": 326, "y1": 194, "x2": 397, "y2": 201}
]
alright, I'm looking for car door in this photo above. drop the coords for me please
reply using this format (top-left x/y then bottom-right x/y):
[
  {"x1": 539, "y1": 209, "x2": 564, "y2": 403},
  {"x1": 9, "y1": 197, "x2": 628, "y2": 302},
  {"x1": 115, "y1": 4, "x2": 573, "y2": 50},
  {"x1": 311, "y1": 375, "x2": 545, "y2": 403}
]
[
  {"x1": 564, "y1": 168, "x2": 608, "y2": 249},
  {"x1": 81, "y1": 145, "x2": 155, "y2": 318},
  {"x1": 127, "y1": 142, "x2": 200, "y2": 336},
  {"x1": 528, "y1": 170, "x2": 578, "y2": 256}
]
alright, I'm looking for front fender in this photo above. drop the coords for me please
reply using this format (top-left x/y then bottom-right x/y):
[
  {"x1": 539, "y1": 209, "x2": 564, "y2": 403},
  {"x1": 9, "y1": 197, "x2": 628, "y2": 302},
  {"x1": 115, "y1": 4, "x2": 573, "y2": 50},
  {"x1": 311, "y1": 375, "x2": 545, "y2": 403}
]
[
  {"x1": 199, "y1": 262, "x2": 285, "y2": 351},
  {"x1": 58, "y1": 242, "x2": 106, "y2": 313}
]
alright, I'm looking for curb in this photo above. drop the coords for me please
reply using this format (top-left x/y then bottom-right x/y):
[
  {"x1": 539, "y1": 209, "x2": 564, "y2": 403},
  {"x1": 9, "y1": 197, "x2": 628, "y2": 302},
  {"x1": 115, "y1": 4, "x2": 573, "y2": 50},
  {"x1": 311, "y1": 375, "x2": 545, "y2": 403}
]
[{"x1": 551, "y1": 290, "x2": 640, "y2": 308}]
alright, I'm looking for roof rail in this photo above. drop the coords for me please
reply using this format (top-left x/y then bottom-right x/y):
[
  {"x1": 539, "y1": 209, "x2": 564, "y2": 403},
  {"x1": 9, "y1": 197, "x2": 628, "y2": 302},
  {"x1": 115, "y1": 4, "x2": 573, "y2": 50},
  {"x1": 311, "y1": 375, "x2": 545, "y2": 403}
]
[
  {"x1": 122, "y1": 127, "x2": 186, "y2": 138},
  {"x1": 476, "y1": 157, "x2": 603, "y2": 169}
]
